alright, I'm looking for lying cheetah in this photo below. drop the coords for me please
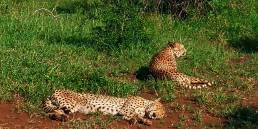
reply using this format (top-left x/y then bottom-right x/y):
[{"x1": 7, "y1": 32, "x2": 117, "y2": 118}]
[
  {"x1": 43, "y1": 90, "x2": 165, "y2": 125},
  {"x1": 149, "y1": 42, "x2": 212, "y2": 89}
]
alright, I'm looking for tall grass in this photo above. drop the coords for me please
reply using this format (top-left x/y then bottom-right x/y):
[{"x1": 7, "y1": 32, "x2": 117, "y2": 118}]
[{"x1": 0, "y1": 2, "x2": 257, "y2": 126}]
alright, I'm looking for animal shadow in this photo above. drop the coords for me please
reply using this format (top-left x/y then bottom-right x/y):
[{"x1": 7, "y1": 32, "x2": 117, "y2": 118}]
[
  {"x1": 230, "y1": 37, "x2": 258, "y2": 53},
  {"x1": 224, "y1": 106, "x2": 258, "y2": 128},
  {"x1": 135, "y1": 66, "x2": 153, "y2": 81}
]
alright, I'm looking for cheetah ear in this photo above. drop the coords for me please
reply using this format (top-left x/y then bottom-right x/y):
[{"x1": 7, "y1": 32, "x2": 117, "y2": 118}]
[{"x1": 154, "y1": 98, "x2": 161, "y2": 102}]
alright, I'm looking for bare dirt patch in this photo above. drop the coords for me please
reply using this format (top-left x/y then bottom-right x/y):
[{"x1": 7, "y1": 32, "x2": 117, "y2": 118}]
[
  {"x1": 0, "y1": 103, "x2": 60, "y2": 129},
  {"x1": 0, "y1": 92, "x2": 226, "y2": 129},
  {"x1": 228, "y1": 54, "x2": 253, "y2": 65},
  {"x1": 241, "y1": 90, "x2": 258, "y2": 107}
]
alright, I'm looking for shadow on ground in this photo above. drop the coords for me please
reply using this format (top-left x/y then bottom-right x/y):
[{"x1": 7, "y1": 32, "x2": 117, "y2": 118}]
[
  {"x1": 135, "y1": 66, "x2": 152, "y2": 81},
  {"x1": 39, "y1": 33, "x2": 99, "y2": 50},
  {"x1": 230, "y1": 37, "x2": 258, "y2": 53},
  {"x1": 45, "y1": 33, "x2": 94, "y2": 47},
  {"x1": 224, "y1": 106, "x2": 258, "y2": 129}
]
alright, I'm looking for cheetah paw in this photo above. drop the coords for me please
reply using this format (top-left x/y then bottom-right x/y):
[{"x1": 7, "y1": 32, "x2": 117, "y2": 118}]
[{"x1": 48, "y1": 110, "x2": 69, "y2": 122}]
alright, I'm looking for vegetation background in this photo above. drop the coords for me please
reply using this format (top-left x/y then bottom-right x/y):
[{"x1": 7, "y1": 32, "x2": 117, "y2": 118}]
[{"x1": 0, "y1": 0, "x2": 257, "y2": 128}]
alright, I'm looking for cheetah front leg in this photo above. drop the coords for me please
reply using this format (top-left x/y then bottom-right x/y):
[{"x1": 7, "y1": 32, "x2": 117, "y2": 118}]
[
  {"x1": 43, "y1": 98, "x2": 70, "y2": 121},
  {"x1": 120, "y1": 108, "x2": 152, "y2": 125},
  {"x1": 136, "y1": 116, "x2": 152, "y2": 125},
  {"x1": 48, "y1": 106, "x2": 81, "y2": 122},
  {"x1": 48, "y1": 109, "x2": 69, "y2": 121},
  {"x1": 48, "y1": 105, "x2": 80, "y2": 122},
  {"x1": 123, "y1": 114, "x2": 152, "y2": 125}
]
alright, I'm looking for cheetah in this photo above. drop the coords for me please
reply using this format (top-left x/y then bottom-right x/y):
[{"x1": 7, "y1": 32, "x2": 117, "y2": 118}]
[
  {"x1": 149, "y1": 42, "x2": 212, "y2": 89},
  {"x1": 43, "y1": 89, "x2": 165, "y2": 125}
]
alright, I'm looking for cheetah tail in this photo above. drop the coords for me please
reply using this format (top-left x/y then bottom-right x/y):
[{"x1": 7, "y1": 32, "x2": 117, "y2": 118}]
[{"x1": 187, "y1": 79, "x2": 214, "y2": 89}]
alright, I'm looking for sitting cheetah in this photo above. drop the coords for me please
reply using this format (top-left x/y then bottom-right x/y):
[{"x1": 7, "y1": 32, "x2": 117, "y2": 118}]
[
  {"x1": 43, "y1": 89, "x2": 165, "y2": 125},
  {"x1": 149, "y1": 42, "x2": 212, "y2": 89}
]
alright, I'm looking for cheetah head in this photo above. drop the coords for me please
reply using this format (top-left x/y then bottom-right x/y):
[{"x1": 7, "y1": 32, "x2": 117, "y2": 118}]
[
  {"x1": 145, "y1": 98, "x2": 165, "y2": 119},
  {"x1": 168, "y1": 42, "x2": 186, "y2": 58}
]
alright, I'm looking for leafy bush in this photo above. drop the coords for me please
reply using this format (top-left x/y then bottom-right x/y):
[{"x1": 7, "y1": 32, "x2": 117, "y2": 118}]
[
  {"x1": 90, "y1": 0, "x2": 150, "y2": 52},
  {"x1": 55, "y1": 0, "x2": 101, "y2": 14},
  {"x1": 143, "y1": 0, "x2": 213, "y2": 18}
]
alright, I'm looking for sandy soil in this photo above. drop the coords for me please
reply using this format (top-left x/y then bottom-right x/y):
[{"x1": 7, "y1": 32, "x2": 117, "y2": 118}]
[{"x1": 0, "y1": 96, "x2": 225, "y2": 129}]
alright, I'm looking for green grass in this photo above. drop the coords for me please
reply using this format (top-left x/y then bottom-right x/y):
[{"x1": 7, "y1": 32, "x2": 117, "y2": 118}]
[
  {"x1": 0, "y1": 0, "x2": 258, "y2": 128},
  {"x1": 60, "y1": 115, "x2": 117, "y2": 129}
]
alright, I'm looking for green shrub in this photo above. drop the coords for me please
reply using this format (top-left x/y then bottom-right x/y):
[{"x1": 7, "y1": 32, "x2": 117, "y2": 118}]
[
  {"x1": 143, "y1": 0, "x2": 213, "y2": 18},
  {"x1": 90, "y1": 0, "x2": 150, "y2": 52}
]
